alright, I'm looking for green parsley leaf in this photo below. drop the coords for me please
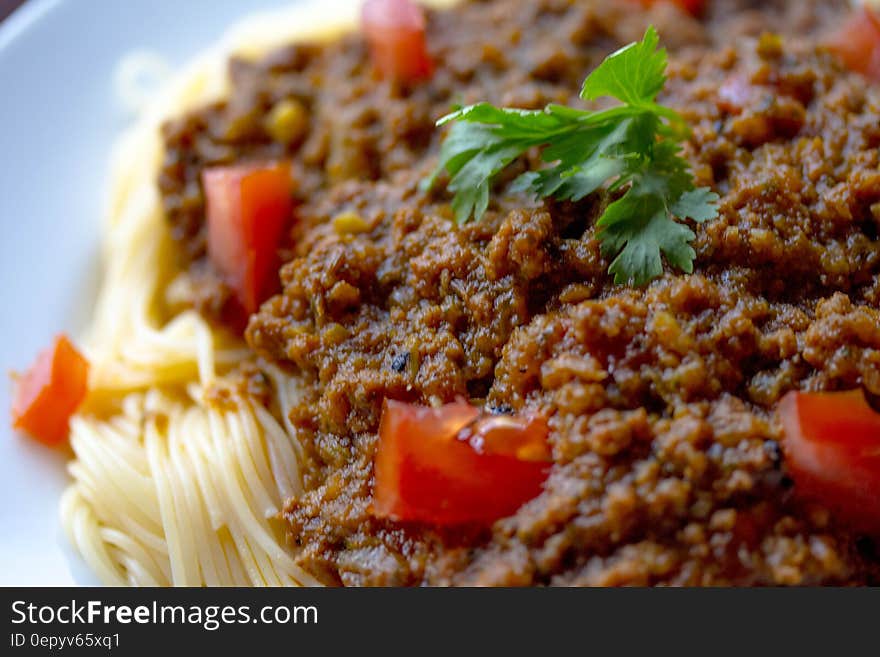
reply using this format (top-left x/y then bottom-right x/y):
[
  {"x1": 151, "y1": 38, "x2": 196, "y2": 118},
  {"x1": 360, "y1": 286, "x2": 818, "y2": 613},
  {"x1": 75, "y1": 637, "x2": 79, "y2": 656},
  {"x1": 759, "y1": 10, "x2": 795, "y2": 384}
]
[
  {"x1": 425, "y1": 26, "x2": 719, "y2": 285},
  {"x1": 580, "y1": 24, "x2": 667, "y2": 106}
]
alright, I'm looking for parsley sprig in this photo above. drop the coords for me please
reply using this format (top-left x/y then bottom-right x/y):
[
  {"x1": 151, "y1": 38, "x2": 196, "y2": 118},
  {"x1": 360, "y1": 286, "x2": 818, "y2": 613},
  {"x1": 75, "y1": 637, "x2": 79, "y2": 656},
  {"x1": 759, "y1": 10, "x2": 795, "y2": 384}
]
[{"x1": 425, "y1": 27, "x2": 719, "y2": 285}]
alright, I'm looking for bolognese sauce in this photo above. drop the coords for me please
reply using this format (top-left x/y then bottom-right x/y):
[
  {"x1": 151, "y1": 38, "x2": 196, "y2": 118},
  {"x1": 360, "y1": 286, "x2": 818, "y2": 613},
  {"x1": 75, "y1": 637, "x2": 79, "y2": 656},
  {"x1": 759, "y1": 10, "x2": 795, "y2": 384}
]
[{"x1": 157, "y1": 0, "x2": 880, "y2": 585}]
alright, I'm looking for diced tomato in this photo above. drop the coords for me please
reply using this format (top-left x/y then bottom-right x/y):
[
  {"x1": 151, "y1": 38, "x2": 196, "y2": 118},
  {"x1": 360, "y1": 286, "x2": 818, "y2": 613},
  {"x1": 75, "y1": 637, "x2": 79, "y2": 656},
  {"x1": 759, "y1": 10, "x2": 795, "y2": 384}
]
[
  {"x1": 11, "y1": 335, "x2": 89, "y2": 447},
  {"x1": 202, "y1": 161, "x2": 293, "y2": 316},
  {"x1": 631, "y1": 0, "x2": 706, "y2": 16},
  {"x1": 373, "y1": 400, "x2": 551, "y2": 526},
  {"x1": 826, "y1": 6, "x2": 880, "y2": 81},
  {"x1": 676, "y1": 0, "x2": 706, "y2": 14},
  {"x1": 361, "y1": 0, "x2": 434, "y2": 82},
  {"x1": 779, "y1": 390, "x2": 880, "y2": 534}
]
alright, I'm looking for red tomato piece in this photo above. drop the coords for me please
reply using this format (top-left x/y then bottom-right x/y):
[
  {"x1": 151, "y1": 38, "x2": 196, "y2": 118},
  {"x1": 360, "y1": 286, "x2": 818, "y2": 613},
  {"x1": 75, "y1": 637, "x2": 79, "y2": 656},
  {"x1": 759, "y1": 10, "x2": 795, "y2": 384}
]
[
  {"x1": 631, "y1": 0, "x2": 706, "y2": 16},
  {"x1": 779, "y1": 390, "x2": 880, "y2": 534},
  {"x1": 373, "y1": 400, "x2": 551, "y2": 526},
  {"x1": 11, "y1": 335, "x2": 90, "y2": 446},
  {"x1": 202, "y1": 161, "x2": 293, "y2": 315},
  {"x1": 826, "y1": 7, "x2": 880, "y2": 81},
  {"x1": 675, "y1": 0, "x2": 706, "y2": 14},
  {"x1": 463, "y1": 413, "x2": 552, "y2": 462},
  {"x1": 361, "y1": 0, "x2": 434, "y2": 82}
]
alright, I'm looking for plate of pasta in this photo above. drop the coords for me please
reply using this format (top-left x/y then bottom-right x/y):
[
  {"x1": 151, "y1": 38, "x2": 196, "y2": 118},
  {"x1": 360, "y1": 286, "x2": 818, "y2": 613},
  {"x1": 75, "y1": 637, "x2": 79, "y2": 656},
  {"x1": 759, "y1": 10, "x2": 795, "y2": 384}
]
[{"x1": 3, "y1": 0, "x2": 880, "y2": 588}]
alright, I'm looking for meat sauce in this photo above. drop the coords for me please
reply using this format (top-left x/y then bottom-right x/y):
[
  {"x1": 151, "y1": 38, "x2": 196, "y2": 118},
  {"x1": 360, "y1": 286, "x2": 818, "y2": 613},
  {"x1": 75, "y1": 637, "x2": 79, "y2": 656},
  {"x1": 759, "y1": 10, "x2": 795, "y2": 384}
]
[{"x1": 159, "y1": 0, "x2": 880, "y2": 585}]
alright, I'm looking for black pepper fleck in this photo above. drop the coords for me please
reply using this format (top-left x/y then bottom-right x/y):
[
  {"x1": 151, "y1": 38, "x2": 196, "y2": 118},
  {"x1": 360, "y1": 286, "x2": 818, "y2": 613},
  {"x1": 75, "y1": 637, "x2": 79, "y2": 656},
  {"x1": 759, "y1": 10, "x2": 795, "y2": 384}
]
[{"x1": 391, "y1": 353, "x2": 409, "y2": 373}]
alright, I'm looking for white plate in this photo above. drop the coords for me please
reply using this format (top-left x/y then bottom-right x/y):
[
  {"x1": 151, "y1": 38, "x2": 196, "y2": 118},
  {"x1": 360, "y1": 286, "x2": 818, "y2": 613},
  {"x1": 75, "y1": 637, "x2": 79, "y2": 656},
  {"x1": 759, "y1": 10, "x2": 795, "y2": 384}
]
[{"x1": 0, "y1": 0, "x2": 300, "y2": 586}]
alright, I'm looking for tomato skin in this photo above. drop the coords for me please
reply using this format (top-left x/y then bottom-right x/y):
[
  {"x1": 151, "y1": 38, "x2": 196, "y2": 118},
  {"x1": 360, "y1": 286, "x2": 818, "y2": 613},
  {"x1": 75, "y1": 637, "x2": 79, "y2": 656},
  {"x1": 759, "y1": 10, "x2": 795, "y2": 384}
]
[
  {"x1": 779, "y1": 390, "x2": 880, "y2": 534},
  {"x1": 373, "y1": 400, "x2": 551, "y2": 526},
  {"x1": 11, "y1": 335, "x2": 89, "y2": 446},
  {"x1": 826, "y1": 7, "x2": 880, "y2": 81},
  {"x1": 462, "y1": 413, "x2": 552, "y2": 462},
  {"x1": 361, "y1": 0, "x2": 434, "y2": 82},
  {"x1": 676, "y1": 0, "x2": 706, "y2": 14},
  {"x1": 202, "y1": 161, "x2": 293, "y2": 316},
  {"x1": 631, "y1": 0, "x2": 706, "y2": 16}
]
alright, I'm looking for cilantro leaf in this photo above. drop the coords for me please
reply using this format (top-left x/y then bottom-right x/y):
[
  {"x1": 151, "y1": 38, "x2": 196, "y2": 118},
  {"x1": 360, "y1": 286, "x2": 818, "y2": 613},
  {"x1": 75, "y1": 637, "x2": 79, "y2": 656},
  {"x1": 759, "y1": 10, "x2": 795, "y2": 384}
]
[
  {"x1": 672, "y1": 187, "x2": 721, "y2": 222},
  {"x1": 424, "y1": 27, "x2": 719, "y2": 285},
  {"x1": 580, "y1": 25, "x2": 667, "y2": 106}
]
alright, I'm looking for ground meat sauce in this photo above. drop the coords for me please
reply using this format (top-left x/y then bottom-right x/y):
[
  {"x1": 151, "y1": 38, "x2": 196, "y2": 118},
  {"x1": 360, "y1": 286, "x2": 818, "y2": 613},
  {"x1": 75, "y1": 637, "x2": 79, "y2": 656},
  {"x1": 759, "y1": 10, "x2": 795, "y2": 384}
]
[{"x1": 158, "y1": 0, "x2": 880, "y2": 585}]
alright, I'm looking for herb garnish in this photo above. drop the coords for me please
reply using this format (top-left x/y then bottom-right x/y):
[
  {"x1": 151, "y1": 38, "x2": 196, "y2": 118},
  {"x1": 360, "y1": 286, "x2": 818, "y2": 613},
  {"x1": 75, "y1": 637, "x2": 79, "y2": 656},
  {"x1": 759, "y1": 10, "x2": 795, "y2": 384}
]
[{"x1": 424, "y1": 27, "x2": 719, "y2": 285}]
